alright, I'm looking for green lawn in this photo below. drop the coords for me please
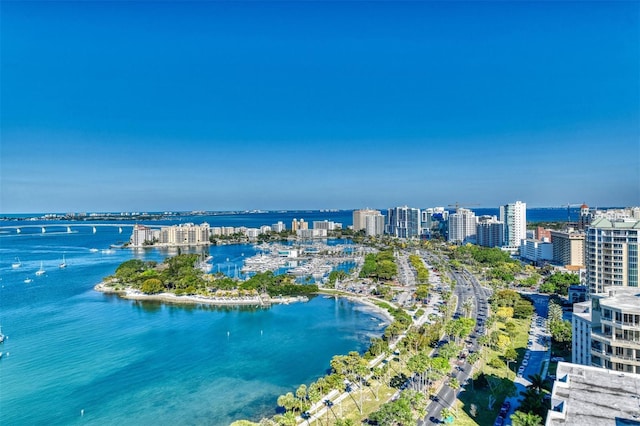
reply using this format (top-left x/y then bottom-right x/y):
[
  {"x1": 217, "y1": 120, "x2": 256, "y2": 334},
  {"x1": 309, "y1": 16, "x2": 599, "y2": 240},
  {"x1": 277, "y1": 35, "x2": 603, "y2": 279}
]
[{"x1": 458, "y1": 316, "x2": 532, "y2": 425}]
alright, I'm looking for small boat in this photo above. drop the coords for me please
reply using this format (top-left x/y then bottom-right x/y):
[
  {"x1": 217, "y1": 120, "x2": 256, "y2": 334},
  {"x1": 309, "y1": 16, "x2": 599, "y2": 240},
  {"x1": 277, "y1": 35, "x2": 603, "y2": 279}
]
[
  {"x1": 11, "y1": 257, "x2": 21, "y2": 269},
  {"x1": 92, "y1": 226, "x2": 97, "y2": 234},
  {"x1": 35, "y1": 261, "x2": 46, "y2": 276},
  {"x1": 0, "y1": 326, "x2": 5, "y2": 344},
  {"x1": 24, "y1": 277, "x2": 33, "y2": 284},
  {"x1": 59, "y1": 255, "x2": 67, "y2": 269},
  {"x1": 89, "y1": 248, "x2": 99, "y2": 253}
]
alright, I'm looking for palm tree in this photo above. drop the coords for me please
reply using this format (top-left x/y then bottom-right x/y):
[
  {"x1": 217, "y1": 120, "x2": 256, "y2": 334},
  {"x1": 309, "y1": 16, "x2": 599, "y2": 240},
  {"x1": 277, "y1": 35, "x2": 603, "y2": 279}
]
[
  {"x1": 519, "y1": 388, "x2": 545, "y2": 416},
  {"x1": 449, "y1": 377, "x2": 460, "y2": 391},
  {"x1": 462, "y1": 297, "x2": 475, "y2": 317},
  {"x1": 510, "y1": 410, "x2": 543, "y2": 426},
  {"x1": 440, "y1": 407, "x2": 455, "y2": 424},
  {"x1": 527, "y1": 374, "x2": 545, "y2": 394}
]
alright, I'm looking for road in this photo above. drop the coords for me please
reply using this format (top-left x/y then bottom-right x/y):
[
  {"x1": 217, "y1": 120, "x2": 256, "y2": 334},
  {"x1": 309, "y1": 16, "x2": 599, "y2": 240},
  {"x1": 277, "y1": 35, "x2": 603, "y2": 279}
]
[
  {"x1": 419, "y1": 265, "x2": 492, "y2": 425},
  {"x1": 499, "y1": 293, "x2": 551, "y2": 425}
]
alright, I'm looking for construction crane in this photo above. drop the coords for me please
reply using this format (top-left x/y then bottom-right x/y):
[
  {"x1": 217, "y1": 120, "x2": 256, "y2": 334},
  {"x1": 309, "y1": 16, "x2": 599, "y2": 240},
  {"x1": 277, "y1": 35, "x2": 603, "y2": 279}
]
[
  {"x1": 448, "y1": 202, "x2": 480, "y2": 212},
  {"x1": 565, "y1": 203, "x2": 583, "y2": 223}
]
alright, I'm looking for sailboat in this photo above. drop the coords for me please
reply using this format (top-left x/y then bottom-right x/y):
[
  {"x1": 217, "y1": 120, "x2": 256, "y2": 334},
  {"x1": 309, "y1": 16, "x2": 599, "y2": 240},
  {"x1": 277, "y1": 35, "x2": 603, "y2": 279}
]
[
  {"x1": 11, "y1": 257, "x2": 21, "y2": 269},
  {"x1": 59, "y1": 255, "x2": 67, "y2": 269},
  {"x1": 35, "y1": 261, "x2": 46, "y2": 276}
]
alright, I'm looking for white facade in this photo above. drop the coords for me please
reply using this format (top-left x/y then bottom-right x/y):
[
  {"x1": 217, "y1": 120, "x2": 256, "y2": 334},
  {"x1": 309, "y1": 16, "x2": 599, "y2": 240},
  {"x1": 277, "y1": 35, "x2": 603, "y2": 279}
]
[
  {"x1": 130, "y1": 224, "x2": 155, "y2": 247},
  {"x1": 520, "y1": 238, "x2": 553, "y2": 263},
  {"x1": 157, "y1": 222, "x2": 210, "y2": 246},
  {"x1": 245, "y1": 228, "x2": 260, "y2": 238},
  {"x1": 297, "y1": 229, "x2": 327, "y2": 238},
  {"x1": 586, "y1": 216, "x2": 640, "y2": 294},
  {"x1": 572, "y1": 300, "x2": 592, "y2": 366},
  {"x1": 572, "y1": 287, "x2": 640, "y2": 374},
  {"x1": 271, "y1": 221, "x2": 286, "y2": 232},
  {"x1": 364, "y1": 214, "x2": 385, "y2": 236},
  {"x1": 448, "y1": 208, "x2": 476, "y2": 243},
  {"x1": 313, "y1": 220, "x2": 340, "y2": 231},
  {"x1": 500, "y1": 200, "x2": 527, "y2": 248}
]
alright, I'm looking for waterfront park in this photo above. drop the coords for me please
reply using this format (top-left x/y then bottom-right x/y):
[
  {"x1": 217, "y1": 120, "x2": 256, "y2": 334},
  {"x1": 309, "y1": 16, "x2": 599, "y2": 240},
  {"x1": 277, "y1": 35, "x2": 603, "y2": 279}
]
[{"x1": 103, "y1": 233, "x2": 568, "y2": 426}]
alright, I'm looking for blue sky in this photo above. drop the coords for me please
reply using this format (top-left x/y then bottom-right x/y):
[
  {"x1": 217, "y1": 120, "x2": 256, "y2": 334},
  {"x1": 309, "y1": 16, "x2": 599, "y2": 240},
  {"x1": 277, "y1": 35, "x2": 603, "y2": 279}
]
[{"x1": 1, "y1": 1, "x2": 638, "y2": 213}]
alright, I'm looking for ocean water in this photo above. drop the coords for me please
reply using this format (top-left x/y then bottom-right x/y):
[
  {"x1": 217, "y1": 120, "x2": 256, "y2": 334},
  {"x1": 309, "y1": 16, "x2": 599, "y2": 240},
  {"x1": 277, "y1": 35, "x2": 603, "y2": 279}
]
[
  {"x1": 0, "y1": 207, "x2": 579, "y2": 424},
  {"x1": 0, "y1": 224, "x2": 388, "y2": 425}
]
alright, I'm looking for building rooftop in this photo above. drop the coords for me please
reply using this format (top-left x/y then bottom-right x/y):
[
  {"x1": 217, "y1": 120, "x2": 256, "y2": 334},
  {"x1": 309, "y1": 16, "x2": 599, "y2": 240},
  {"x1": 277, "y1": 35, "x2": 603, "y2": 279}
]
[
  {"x1": 598, "y1": 288, "x2": 640, "y2": 314},
  {"x1": 547, "y1": 362, "x2": 640, "y2": 426},
  {"x1": 590, "y1": 216, "x2": 640, "y2": 229}
]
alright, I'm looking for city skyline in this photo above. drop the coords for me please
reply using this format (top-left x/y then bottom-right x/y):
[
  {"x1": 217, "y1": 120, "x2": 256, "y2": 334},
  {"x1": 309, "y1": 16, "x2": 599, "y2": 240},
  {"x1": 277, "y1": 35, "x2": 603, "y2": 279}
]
[{"x1": 1, "y1": 1, "x2": 638, "y2": 213}]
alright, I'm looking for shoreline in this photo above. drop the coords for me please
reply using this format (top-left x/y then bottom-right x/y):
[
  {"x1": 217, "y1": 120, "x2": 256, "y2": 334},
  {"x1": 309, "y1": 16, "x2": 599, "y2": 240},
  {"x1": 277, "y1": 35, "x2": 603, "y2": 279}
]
[
  {"x1": 94, "y1": 282, "x2": 308, "y2": 306},
  {"x1": 316, "y1": 290, "x2": 396, "y2": 323},
  {"x1": 93, "y1": 283, "x2": 394, "y2": 323}
]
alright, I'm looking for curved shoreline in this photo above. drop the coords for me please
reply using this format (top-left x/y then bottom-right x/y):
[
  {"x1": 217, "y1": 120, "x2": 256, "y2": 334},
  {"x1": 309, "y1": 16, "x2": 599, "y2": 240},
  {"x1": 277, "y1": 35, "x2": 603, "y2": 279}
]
[
  {"x1": 93, "y1": 283, "x2": 394, "y2": 323},
  {"x1": 94, "y1": 282, "x2": 308, "y2": 306},
  {"x1": 316, "y1": 290, "x2": 396, "y2": 323}
]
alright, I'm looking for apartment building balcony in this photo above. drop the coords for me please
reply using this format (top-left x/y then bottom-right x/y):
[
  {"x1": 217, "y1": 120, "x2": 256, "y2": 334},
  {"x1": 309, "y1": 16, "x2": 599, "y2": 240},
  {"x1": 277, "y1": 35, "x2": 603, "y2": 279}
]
[{"x1": 590, "y1": 349, "x2": 640, "y2": 366}]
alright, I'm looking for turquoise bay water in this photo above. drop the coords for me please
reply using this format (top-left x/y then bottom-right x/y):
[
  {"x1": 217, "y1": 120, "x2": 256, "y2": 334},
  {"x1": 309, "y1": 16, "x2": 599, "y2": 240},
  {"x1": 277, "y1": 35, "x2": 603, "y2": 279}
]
[{"x1": 0, "y1": 223, "x2": 387, "y2": 425}]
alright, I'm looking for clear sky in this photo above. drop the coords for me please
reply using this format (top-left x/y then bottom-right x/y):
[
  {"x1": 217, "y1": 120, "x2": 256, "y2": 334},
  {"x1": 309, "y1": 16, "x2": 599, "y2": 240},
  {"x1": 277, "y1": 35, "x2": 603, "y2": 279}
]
[{"x1": 1, "y1": 1, "x2": 638, "y2": 213}]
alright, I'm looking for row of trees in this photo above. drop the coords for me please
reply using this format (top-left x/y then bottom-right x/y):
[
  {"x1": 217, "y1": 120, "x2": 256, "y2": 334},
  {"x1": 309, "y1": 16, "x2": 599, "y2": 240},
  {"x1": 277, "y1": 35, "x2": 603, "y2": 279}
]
[
  {"x1": 548, "y1": 300, "x2": 572, "y2": 351},
  {"x1": 408, "y1": 254, "x2": 430, "y2": 284}
]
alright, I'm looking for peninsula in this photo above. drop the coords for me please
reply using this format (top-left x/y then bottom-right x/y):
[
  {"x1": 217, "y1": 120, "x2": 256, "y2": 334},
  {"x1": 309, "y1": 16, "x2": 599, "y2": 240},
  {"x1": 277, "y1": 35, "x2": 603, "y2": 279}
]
[{"x1": 94, "y1": 253, "x2": 318, "y2": 306}]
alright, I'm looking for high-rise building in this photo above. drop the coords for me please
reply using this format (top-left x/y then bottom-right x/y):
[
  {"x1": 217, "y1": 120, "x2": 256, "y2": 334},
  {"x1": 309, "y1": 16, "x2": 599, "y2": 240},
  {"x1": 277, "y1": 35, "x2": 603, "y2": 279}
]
[
  {"x1": 156, "y1": 222, "x2": 210, "y2": 246},
  {"x1": 500, "y1": 201, "x2": 527, "y2": 248},
  {"x1": 386, "y1": 206, "x2": 421, "y2": 238},
  {"x1": 550, "y1": 229, "x2": 585, "y2": 267},
  {"x1": 421, "y1": 207, "x2": 449, "y2": 238},
  {"x1": 447, "y1": 208, "x2": 477, "y2": 244},
  {"x1": 291, "y1": 218, "x2": 308, "y2": 232},
  {"x1": 353, "y1": 209, "x2": 379, "y2": 231},
  {"x1": 271, "y1": 221, "x2": 286, "y2": 232},
  {"x1": 585, "y1": 216, "x2": 640, "y2": 294},
  {"x1": 476, "y1": 215, "x2": 504, "y2": 248},
  {"x1": 365, "y1": 214, "x2": 385, "y2": 236},
  {"x1": 313, "y1": 220, "x2": 341, "y2": 231},
  {"x1": 572, "y1": 287, "x2": 640, "y2": 374},
  {"x1": 130, "y1": 224, "x2": 155, "y2": 246}
]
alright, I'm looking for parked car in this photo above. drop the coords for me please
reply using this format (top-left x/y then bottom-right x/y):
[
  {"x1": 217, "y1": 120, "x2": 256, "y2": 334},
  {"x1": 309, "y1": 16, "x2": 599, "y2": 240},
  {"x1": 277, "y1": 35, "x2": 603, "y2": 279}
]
[{"x1": 551, "y1": 356, "x2": 565, "y2": 362}]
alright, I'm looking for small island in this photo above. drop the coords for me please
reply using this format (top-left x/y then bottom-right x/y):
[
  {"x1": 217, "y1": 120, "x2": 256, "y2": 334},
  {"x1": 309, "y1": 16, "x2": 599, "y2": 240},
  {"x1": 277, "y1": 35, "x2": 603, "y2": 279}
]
[{"x1": 95, "y1": 253, "x2": 318, "y2": 306}]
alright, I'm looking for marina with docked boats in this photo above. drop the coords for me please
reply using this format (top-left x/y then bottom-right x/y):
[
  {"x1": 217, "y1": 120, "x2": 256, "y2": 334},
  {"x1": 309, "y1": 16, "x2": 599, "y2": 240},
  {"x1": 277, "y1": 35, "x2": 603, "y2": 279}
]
[{"x1": 241, "y1": 241, "x2": 372, "y2": 283}]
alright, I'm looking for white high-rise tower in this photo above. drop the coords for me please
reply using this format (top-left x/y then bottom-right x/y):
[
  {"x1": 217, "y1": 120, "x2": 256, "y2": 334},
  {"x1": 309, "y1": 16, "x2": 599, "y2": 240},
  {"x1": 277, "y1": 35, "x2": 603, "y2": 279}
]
[{"x1": 500, "y1": 201, "x2": 527, "y2": 248}]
